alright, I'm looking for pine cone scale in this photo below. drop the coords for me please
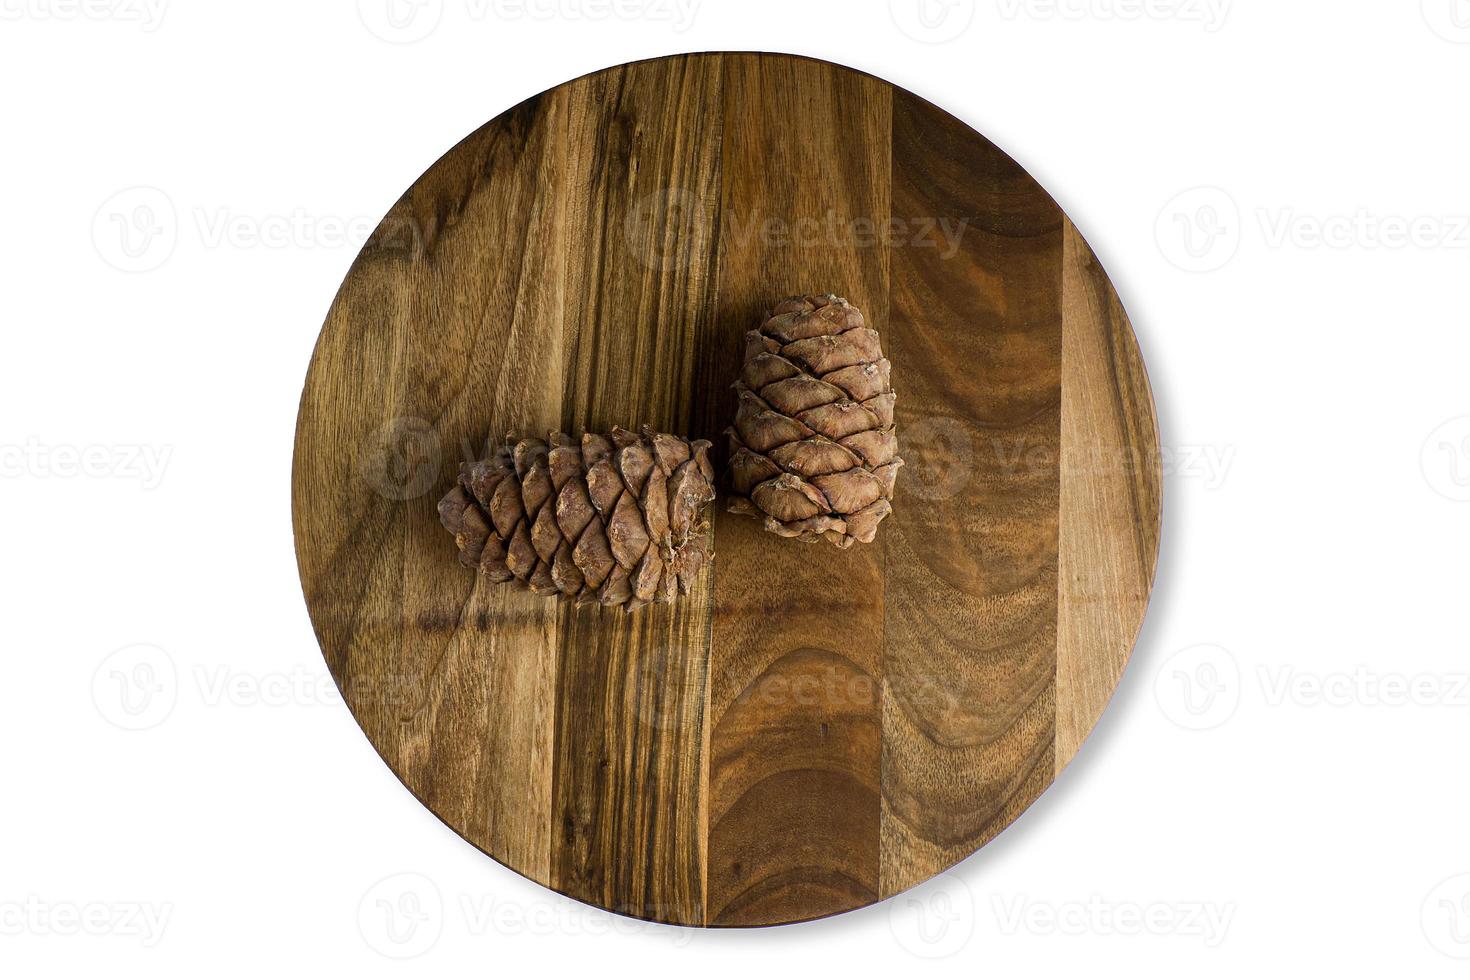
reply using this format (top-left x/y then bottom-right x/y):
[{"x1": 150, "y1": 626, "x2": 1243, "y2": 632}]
[{"x1": 642, "y1": 466, "x2": 669, "y2": 543}]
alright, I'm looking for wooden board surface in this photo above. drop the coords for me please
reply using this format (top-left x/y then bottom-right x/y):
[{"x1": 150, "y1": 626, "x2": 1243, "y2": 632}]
[{"x1": 292, "y1": 52, "x2": 1161, "y2": 928}]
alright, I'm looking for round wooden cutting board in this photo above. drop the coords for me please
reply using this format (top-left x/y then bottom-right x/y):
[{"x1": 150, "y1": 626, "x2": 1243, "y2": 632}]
[{"x1": 293, "y1": 53, "x2": 1161, "y2": 928}]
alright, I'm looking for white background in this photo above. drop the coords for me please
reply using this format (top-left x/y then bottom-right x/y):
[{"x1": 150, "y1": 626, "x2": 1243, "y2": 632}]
[{"x1": 4, "y1": 0, "x2": 1470, "y2": 975}]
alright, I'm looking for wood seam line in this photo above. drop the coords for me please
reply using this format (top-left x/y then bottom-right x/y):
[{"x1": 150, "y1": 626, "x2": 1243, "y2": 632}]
[
  {"x1": 697, "y1": 51, "x2": 725, "y2": 929},
  {"x1": 876, "y1": 78, "x2": 895, "y2": 904}
]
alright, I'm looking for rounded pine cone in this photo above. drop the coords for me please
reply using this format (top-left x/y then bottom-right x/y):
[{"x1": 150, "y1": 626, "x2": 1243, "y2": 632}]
[
  {"x1": 727, "y1": 294, "x2": 902, "y2": 548},
  {"x1": 438, "y1": 427, "x2": 715, "y2": 610}
]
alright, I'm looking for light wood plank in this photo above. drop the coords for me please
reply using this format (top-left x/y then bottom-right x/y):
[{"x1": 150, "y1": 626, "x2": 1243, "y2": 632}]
[
  {"x1": 1056, "y1": 219, "x2": 1162, "y2": 771},
  {"x1": 293, "y1": 91, "x2": 576, "y2": 883}
]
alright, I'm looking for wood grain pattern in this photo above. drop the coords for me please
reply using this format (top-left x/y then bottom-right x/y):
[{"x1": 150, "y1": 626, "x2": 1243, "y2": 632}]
[
  {"x1": 292, "y1": 53, "x2": 1161, "y2": 928},
  {"x1": 543, "y1": 57, "x2": 724, "y2": 925},
  {"x1": 881, "y1": 90, "x2": 1061, "y2": 896}
]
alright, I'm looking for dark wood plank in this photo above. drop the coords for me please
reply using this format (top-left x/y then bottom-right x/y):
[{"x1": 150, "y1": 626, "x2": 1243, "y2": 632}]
[
  {"x1": 880, "y1": 90, "x2": 1063, "y2": 897},
  {"x1": 546, "y1": 55, "x2": 724, "y2": 926},
  {"x1": 700, "y1": 53, "x2": 891, "y2": 926}
]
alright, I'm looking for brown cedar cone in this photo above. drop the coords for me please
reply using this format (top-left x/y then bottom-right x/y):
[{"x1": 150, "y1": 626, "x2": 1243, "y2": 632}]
[
  {"x1": 438, "y1": 427, "x2": 716, "y2": 610},
  {"x1": 726, "y1": 294, "x2": 902, "y2": 548}
]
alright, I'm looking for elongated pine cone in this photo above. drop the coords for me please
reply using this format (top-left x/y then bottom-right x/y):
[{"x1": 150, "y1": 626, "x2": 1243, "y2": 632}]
[
  {"x1": 438, "y1": 427, "x2": 716, "y2": 610},
  {"x1": 727, "y1": 294, "x2": 902, "y2": 548}
]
